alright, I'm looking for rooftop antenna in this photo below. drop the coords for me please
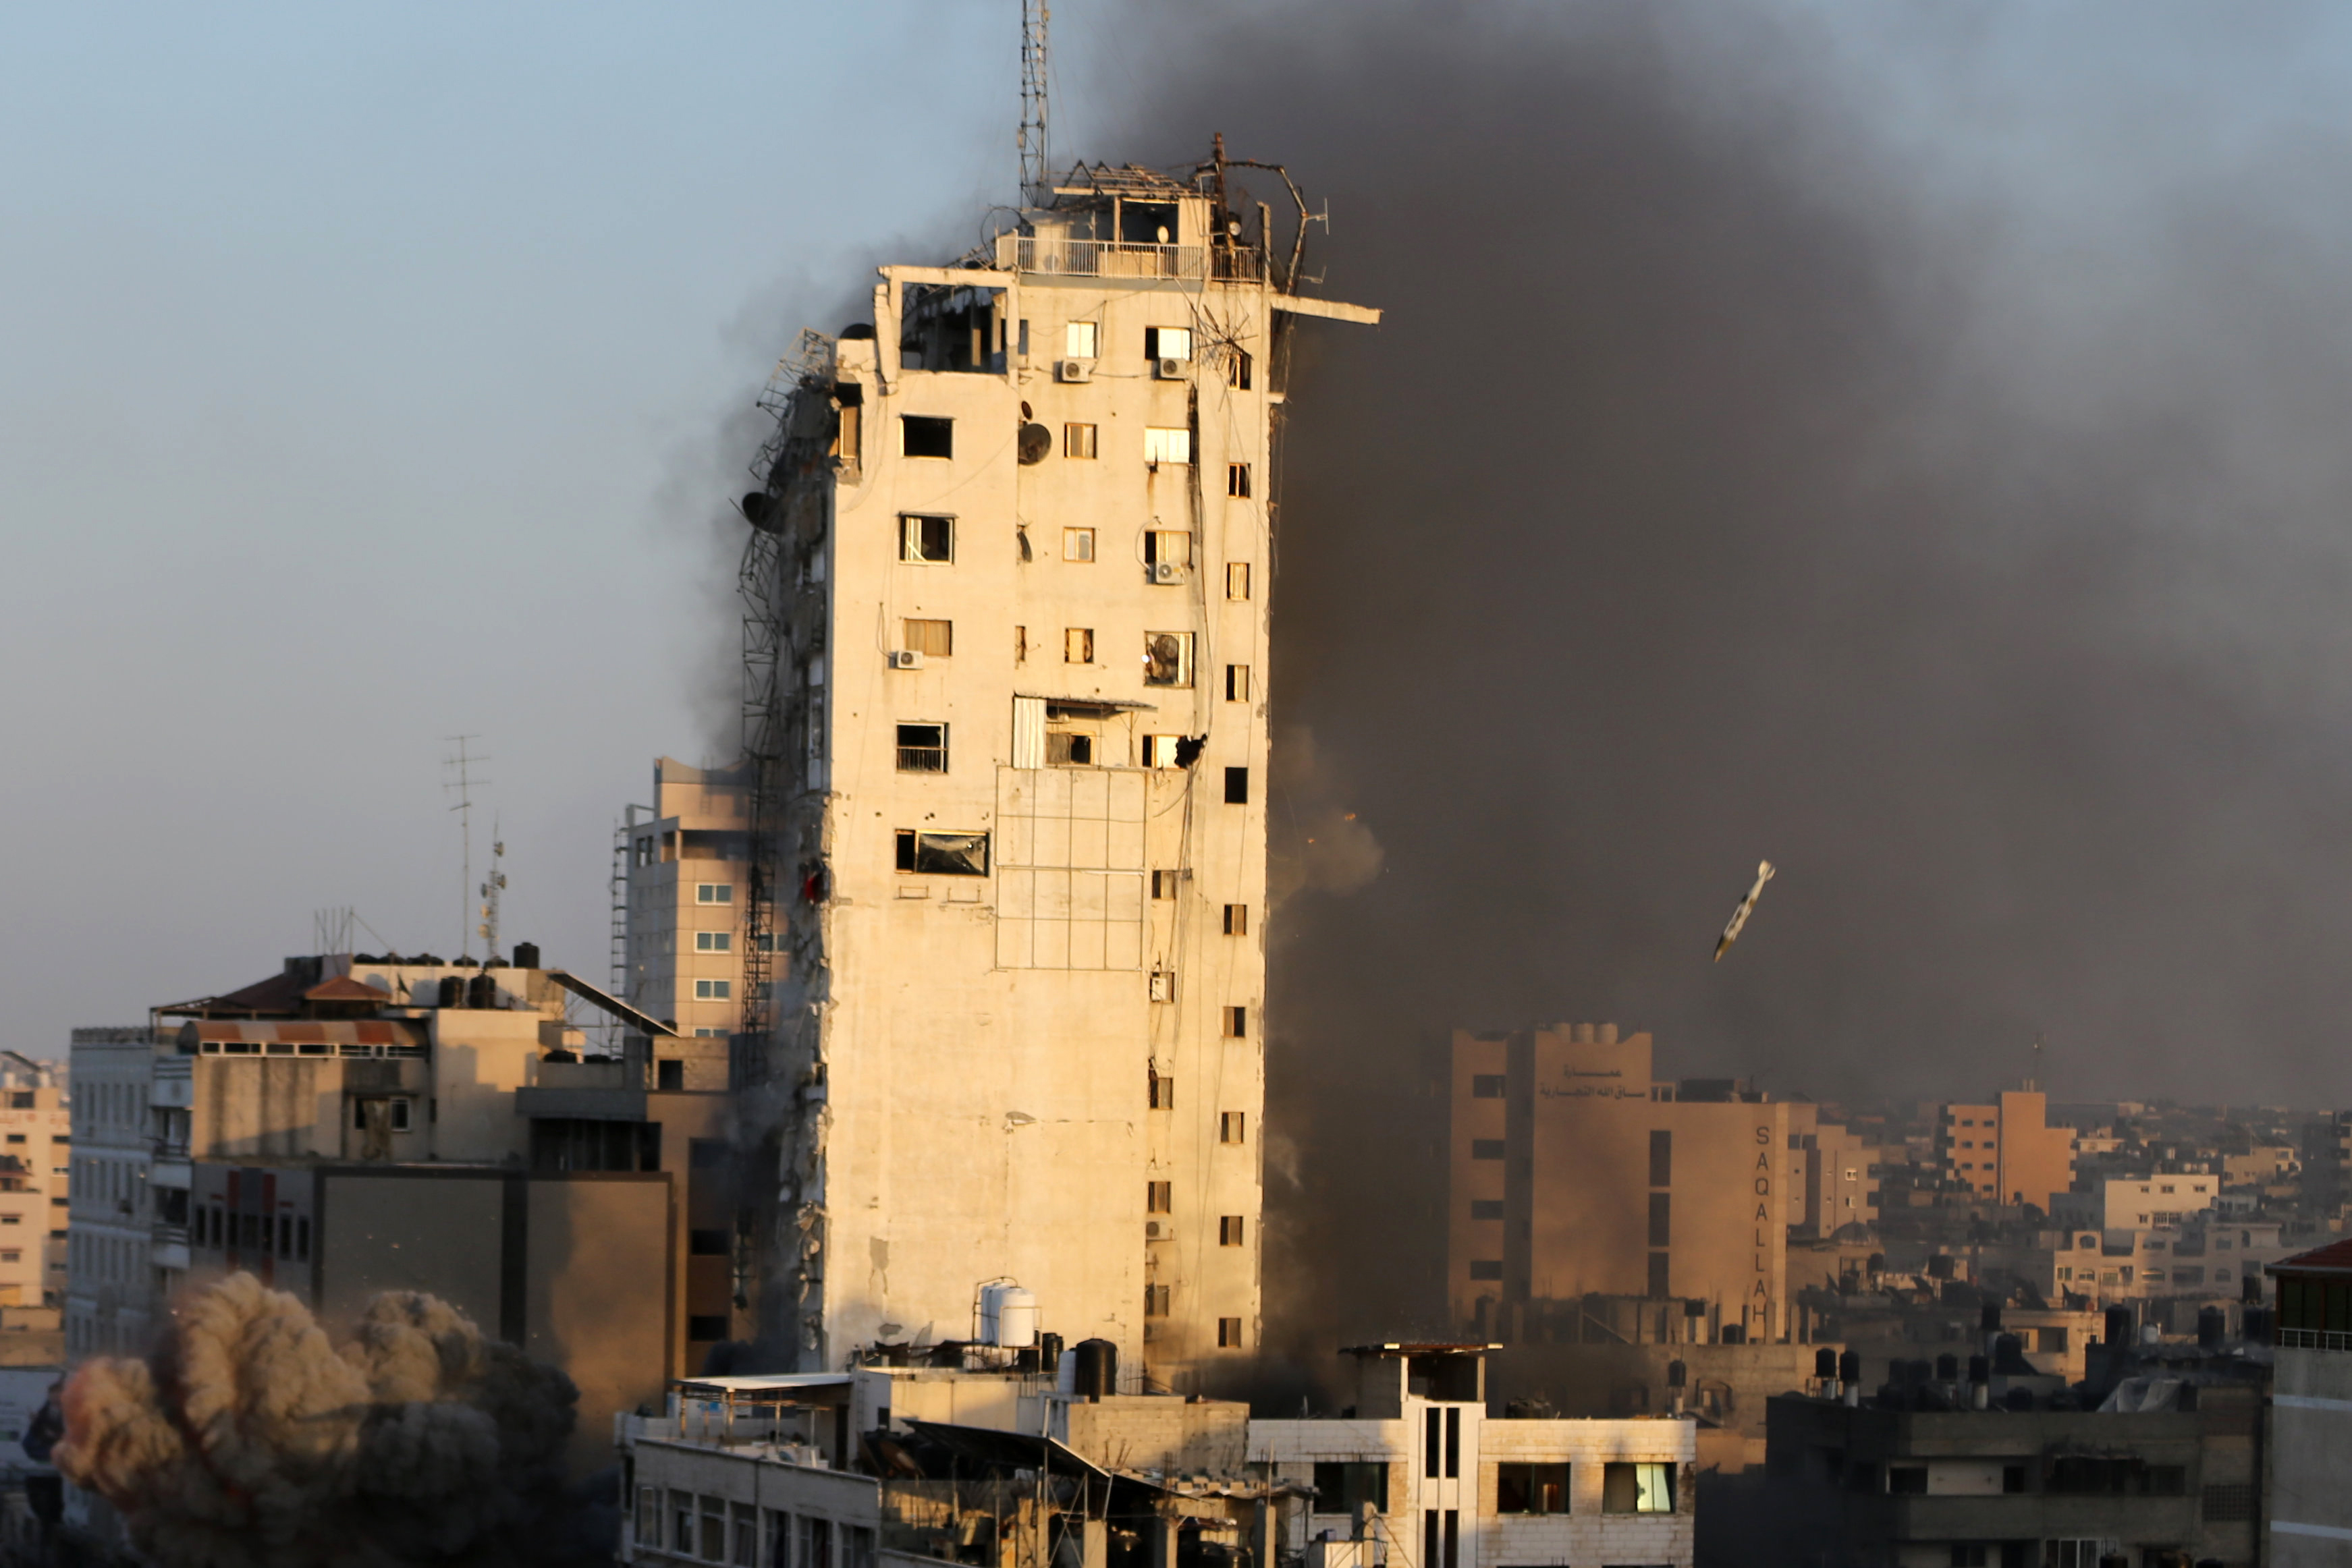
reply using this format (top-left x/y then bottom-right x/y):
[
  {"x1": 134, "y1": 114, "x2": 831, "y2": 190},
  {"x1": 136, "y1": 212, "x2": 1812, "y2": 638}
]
[
  {"x1": 478, "y1": 816, "x2": 508, "y2": 963},
  {"x1": 1018, "y1": 0, "x2": 1049, "y2": 203},
  {"x1": 312, "y1": 907, "x2": 354, "y2": 955},
  {"x1": 443, "y1": 736, "x2": 489, "y2": 961}
]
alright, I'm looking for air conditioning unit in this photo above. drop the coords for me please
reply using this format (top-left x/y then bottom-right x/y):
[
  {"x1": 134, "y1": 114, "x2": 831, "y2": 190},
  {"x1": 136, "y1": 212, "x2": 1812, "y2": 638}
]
[
  {"x1": 1153, "y1": 357, "x2": 1186, "y2": 380},
  {"x1": 1149, "y1": 561, "x2": 1186, "y2": 586},
  {"x1": 1145, "y1": 1220, "x2": 1171, "y2": 1241},
  {"x1": 1056, "y1": 358, "x2": 1092, "y2": 383},
  {"x1": 887, "y1": 650, "x2": 925, "y2": 671}
]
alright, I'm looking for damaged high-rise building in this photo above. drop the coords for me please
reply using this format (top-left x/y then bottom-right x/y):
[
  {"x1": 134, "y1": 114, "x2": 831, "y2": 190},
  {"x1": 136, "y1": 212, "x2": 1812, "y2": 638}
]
[{"x1": 728, "y1": 146, "x2": 1375, "y2": 1384}]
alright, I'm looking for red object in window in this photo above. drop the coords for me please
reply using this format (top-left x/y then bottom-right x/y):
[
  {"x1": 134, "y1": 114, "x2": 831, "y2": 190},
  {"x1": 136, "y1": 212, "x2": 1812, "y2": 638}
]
[{"x1": 802, "y1": 866, "x2": 828, "y2": 904}]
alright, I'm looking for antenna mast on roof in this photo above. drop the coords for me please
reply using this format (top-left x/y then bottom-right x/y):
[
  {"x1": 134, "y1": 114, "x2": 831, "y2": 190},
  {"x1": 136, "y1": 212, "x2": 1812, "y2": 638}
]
[
  {"x1": 478, "y1": 817, "x2": 507, "y2": 963},
  {"x1": 443, "y1": 735, "x2": 489, "y2": 961},
  {"x1": 1018, "y1": 0, "x2": 1049, "y2": 202}
]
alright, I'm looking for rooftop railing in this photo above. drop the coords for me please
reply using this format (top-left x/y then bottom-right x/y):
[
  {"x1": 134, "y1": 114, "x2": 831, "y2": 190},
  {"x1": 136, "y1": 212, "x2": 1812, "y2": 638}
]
[
  {"x1": 993, "y1": 235, "x2": 1264, "y2": 283},
  {"x1": 2277, "y1": 1326, "x2": 2352, "y2": 1351}
]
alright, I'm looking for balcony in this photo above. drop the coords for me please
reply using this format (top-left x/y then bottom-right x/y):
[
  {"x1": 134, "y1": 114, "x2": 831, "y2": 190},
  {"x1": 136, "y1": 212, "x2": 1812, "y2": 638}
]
[
  {"x1": 992, "y1": 234, "x2": 1264, "y2": 283},
  {"x1": 151, "y1": 1224, "x2": 189, "y2": 1272},
  {"x1": 2278, "y1": 1327, "x2": 2352, "y2": 1351}
]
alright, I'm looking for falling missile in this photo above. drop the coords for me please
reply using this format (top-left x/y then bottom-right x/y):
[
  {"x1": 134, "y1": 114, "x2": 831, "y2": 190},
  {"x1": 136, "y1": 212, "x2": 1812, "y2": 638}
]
[{"x1": 1713, "y1": 860, "x2": 1776, "y2": 961}]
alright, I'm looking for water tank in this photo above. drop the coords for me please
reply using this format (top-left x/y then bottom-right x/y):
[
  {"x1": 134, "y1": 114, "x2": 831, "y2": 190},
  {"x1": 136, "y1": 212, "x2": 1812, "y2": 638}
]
[
  {"x1": 1836, "y1": 1350, "x2": 1861, "y2": 1385},
  {"x1": 437, "y1": 976, "x2": 464, "y2": 1009},
  {"x1": 2243, "y1": 1304, "x2": 2274, "y2": 1343},
  {"x1": 1934, "y1": 1353, "x2": 1958, "y2": 1381},
  {"x1": 1813, "y1": 1347, "x2": 1836, "y2": 1380},
  {"x1": 2197, "y1": 1306, "x2": 2225, "y2": 1349},
  {"x1": 1980, "y1": 1301, "x2": 2002, "y2": 1333},
  {"x1": 1072, "y1": 1337, "x2": 1116, "y2": 1401},
  {"x1": 1038, "y1": 1331, "x2": 1064, "y2": 1375},
  {"x1": 1967, "y1": 1354, "x2": 1989, "y2": 1384},
  {"x1": 995, "y1": 1287, "x2": 1039, "y2": 1348},
  {"x1": 513, "y1": 941, "x2": 541, "y2": 970},
  {"x1": 466, "y1": 972, "x2": 497, "y2": 1009}
]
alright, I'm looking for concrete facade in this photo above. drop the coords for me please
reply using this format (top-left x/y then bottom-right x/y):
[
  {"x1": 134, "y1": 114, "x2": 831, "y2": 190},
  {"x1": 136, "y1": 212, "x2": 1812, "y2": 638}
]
[
  {"x1": 1448, "y1": 1026, "x2": 1795, "y2": 1343},
  {"x1": 1934, "y1": 1091, "x2": 2075, "y2": 1212},
  {"x1": 740, "y1": 163, "x2": 1375, "y2": 1384},
  {"x1": 63, "y1": 1030, "x2": 153, "y2": 1359},
  {"x1": 0, "y1": 1057, "x2": 70, "y2": 1309},
  {"x1": 2268, "y1": 1237, "x2": 2352, "y2": 1563},
  {"x1": 620, "y1": 758, "x2": 757, "y2": 1044}
]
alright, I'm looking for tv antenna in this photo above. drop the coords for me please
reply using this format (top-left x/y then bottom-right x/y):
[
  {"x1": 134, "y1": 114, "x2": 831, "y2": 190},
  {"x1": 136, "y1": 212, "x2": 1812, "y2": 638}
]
[
  {"x1": 478, "y1": 817, "x2": 508, "y2": 963},
  {"x1": 443, "y1": 736, "x2": 490, "y2": 960},
  {"x1": 1018, "y1": 0, "x2": 1050, "y2": 202}
]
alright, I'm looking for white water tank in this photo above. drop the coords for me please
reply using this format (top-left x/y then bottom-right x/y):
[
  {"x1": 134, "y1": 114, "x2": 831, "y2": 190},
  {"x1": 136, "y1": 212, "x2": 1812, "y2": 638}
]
[{"x1": 980, "y1": 1283, "x2": 1039, "y2": 1348}]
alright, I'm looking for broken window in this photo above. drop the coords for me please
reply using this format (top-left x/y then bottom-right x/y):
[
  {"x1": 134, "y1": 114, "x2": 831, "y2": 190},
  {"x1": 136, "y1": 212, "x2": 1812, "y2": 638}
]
[
  {"x1": 895, "y1": 723, "x2": 948, "y2": 773},
  {"x1": 1217, "y1": 1316, "x2": 1243, "y2": 1348},
  {"x1": 1224, "y1": 766, "x2": 1249, "y2": 804},
  {"x1": 1222, "y1": 903, "x2": 1247, "y2": 936},
  {"x1": 1220, "y1": 1216, "x2": 1245, "y2": 1246},
  {"x1": 1220, "y1": 1111, "x2": 1245, "y2": 1144},
  {"x1": 1470, "y1": 1199, "x2": 1504, "y2": 1221},
  {"x1": 899, "y1": 282, "x2": 1006, "y2": 373},
  {"x1": 1228, "y1": 461, "x2": 1251, "y2": 498},
  {"x1": 1144, "y1": 1284, "x2": 1171, "y2": 1316},
  {"x1": 1313, "y1": 1463, "x2": 1388, "y2": 1517},
  {"x1": 1064, "y1": 627, "x2": 1093, "y2": 664},
  {"x1": 1149, "y1": 1071, "x2": 1174, "y2": 1109},
  {"x1": 1224, "y1": 1005, "x2": 1248, "y2": 1039},
  {"x1": 1122, "y1": 202, "x2": 1178, "y2": 245},
  {"x1": 1145, "y1": 327, "x2": 1193, "y2": 362},
  {"x1": 1602, "y1": 1463, "x2": 1674, "y2": 1515},
  {"x1": 1472, "y1": 1074, "x2": 1505, "y2": 1098},
  {"x1": 1147, "y1": 1181, "x2": 1172, "y2": 1214},
  {"x1": 1064, "y1": 422, "x2": 1097, "y2": 459},
  {"x1": 1496, "y1": 1464, "x2": 1570, "y2": 1517},
  {"x1": 893, "y1": 830, "x2": 989, "y2": 876},
  {"x1": 1143, "y1": 427, "x2": 1191, "y2": 465},
  {"x1": 1151, "y1": 870, "x2": 1179, "y2": 899},
  {"x1": 1066, "y1": 321, "x2": 1098, "y2": 358},
  {"x1": 1471, "y1": 1140, "x2": 1505, "y2": 1160},
  {"x1": 1226, "y1": 348, "x2": 1253, "y2": 390},
  {"x1": 1226, "y1": 562, "x2": 1251, "y2": 600},
  {"x1": 900, "y1": 515, "x2": 953, "y2": 563},
  {"x1": 1143, "y1": 632, "x2": 1193, "y2": 687},
  {"x1": 1143, "y1": 735, "x2": 1180, "y2": 768},
  {"x1": 1064, "y1": 527, "x2": 1095, "y2": 561},
  {"x1": 902, "y1": 619, "x2": 952, "y2": 657},
  {"x1": 1225, "y1": 665, "x2": 1250, "y2": 702},
  {"x1": 1045, "y1": 732, "x2": 1095, "y2": 766},
  {"x1": 900, "y1": 415, "x2": 954, "y2": 459}
]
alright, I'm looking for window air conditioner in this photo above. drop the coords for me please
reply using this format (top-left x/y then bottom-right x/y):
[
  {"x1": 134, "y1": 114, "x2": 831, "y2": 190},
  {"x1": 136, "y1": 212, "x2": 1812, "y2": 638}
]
[
  {"x1": 1145, "y1": 1220, "x2": 1171, "y2": 1241},
  {"x1": 1057, "y1": 358, "x2": 1092, "y2": 383},
  {"x1": 887, "y1": 650, "x2": 925, "y2": 671},
  {"x1": 1153, "y1": 357, "x2": 1186, "y2": 381},
  {"x1": 1149, "y1": 561, "x2": 1186, "y2": 586}
]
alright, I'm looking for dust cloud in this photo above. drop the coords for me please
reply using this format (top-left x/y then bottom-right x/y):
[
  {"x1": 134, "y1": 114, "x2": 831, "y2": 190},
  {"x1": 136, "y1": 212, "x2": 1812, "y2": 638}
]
[
  {"x1": 1082, "y1": 3, "x2": 2352, "y2": 1345},
  {"x1": 60, "y1": 1273, "x2": 603, "y2": 1567}
]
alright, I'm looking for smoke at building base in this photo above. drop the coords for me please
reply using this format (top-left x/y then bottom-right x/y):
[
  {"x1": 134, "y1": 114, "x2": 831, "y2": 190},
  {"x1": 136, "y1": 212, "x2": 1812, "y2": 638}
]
[
  {"x1": 1085, "y1": 3, "x2": 2352, "y2": 1347},
  {"x1": 60, "y1": 1273, "x2": 606, "y2": 1568}
]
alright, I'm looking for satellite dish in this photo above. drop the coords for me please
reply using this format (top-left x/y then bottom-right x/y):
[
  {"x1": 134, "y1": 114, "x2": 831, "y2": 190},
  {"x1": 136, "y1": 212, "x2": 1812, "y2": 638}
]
[
  {"x1": 740, "y1": 491, "x2": 776, "y2": 531},
  {"x1": 1017, "y1": 423, "x2": 1053, "y2": 465}
]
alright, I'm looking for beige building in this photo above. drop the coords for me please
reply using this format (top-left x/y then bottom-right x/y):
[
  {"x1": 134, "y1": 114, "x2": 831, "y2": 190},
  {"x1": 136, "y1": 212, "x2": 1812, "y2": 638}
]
[
  {"x1": 734, "y1": 155, "x2": 1375, "y2": 1384},
  {"x1": 620, "y1": 758, "x2": 759, "y2": 1044},
  {"x1": 0, "y1": 1055, "x2": 70, "y2": 1307},
  {"x1": 1784, "y1": 1103, "x2": 1879, "y2": 1238},
  {"x1": 1934, "y1": 1088, "x2": 2075, "y2": 1211},
  {"x1": 1448, "y1": 1026, "x2": 1795, "y2": 1344}
]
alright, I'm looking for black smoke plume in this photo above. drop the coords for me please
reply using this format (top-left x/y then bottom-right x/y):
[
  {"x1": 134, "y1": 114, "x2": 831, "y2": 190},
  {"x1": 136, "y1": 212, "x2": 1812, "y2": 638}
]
[
  {"x1": 1085, "y1": 3, "x2": 2352, "y2": 1347},
  {"x1": 59, "y1": 1274, "x2": 603, "y2": 1567}
]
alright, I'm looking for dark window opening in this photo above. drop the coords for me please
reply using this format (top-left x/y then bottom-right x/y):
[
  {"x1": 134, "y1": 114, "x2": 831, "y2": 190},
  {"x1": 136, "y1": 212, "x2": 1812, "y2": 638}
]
[
  {"x1": 1649, "y1": 1192, "x2": 1672, "y2": 1248},
  {"x1": 1122, "y1": 202, "x2": 1178, "y2": 246},
  {"x1": 1224, "y1": 1005, "x2": 1248, "y2": 1038},
  {"x1": 896, "y1": 723, "x2": 948, "y2": 773},
  {"x1": 900, "y1": 415, "x2": 954, "y2": 458},
  {"x1": 689, "y1": 1229, "x2": 731, "y2": 1256},
  {"x1": 688, "y1": 1315, "x2": 730, "y2": 1343},
  {"x1": 1469, "y1": 1260, "x2": 1503, "y2": 1281},
  {"x1": 1146, "y1": 1181, "x2": 1172, "y2": 1214},
  {"x1": 1223, "y1": 904, "x2": 1248, "y2": 935},
  {"x1": 900, "y1": 514, "x2": 953, "y2": 563},
  {"x1": 1312, "y1": 1461, "x2": 1387, "y2": 1516},
  {"x1": 894, "y1": 830, "x2": 989, "y2": 876},
  {"x1": 1149, "y1": 1073, "x2": 1174, "y2": 1109},
  {"x1": 1144, "y1": 1284, "x2": 1170, "y2": 1317},
  {"x1": 1472, "y1": 1074, "x2": 1506, "y2": 1098},
  {"x1": 1217, "y1": 1316, "x2": 1243, "y2": 1347},
  {"x1": 1045, "y1": 732, "x2": 1095, "y2": 766},
  {"x1": 1649, "y1": 1129, "x2": 1673, "y2": 1187},
  {"x1": 1470, "y1": 1199, "x2": 1505, "y2": 1221},
  {"x1": 898, "y1": 283, "x2": 1006, "y2": 374},
  {"x1": 1471, "y1": 1140, "x2": 1506, "y2": 1160},
  {"x1": 1496, "y1": 1463, "x2": 1569, "y2": 1515},
  {"x1": 1224, "y1": 767, "x2": 1249, "y2": 804},
  {"x1": 1219, "y1": 1216, "x2": 1245, "y2": 1245},
  {"x1": 1228, "y1": 461, "x2": 1251, "y2": 497},
  {"x1": 1647, "y1": 1251, "x2": 1670, "y2": 1297}
]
